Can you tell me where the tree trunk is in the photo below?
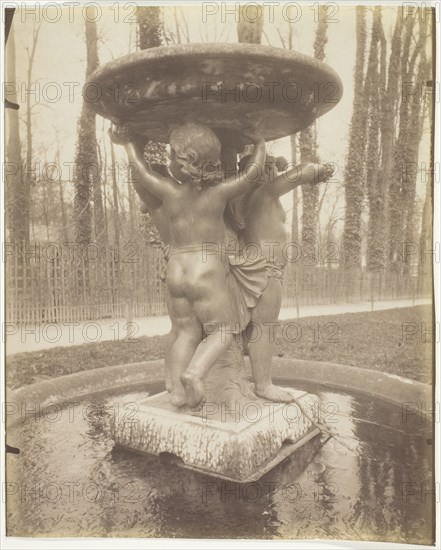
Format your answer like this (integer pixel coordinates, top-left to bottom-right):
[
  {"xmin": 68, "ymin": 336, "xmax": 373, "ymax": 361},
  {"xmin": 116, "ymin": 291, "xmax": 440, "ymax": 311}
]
[
  {"xmin": 5, "ymin": 25, "xmax": 26, "ymax": 244},
  {"xmin": 24, "ymin": 25, "xmax": 42, "ymax": 246},
  {"xmin": 341, "ymin": 6, "xmax": 368, "ymax": 270},
  {"xmin": 365, "ymin": 7, "xmax": 384, "ymax": 271},
  {"xmin": 403, "ymin": 18, "xmax": 429, "ymax": 274},
  {"xmin": 99, "ymin": 135, "xmax": 109, "ymax": 243},
  {"xmin": 237, "ymin": 5, "xmax": 263, "ymax": 43},
  {"xmin": 367, "ymin": 10, "xmax": 403, "ymax": 271},
  {"xmin": 137, "ymin": 6, "xmax": 163, "ymax": 49},
  {"xmin": 287, "ymin": 13, "xmax": 298, "ymax": 246},
  {"xmin": 74, "ymin": 6, "xmax": 101, "ymax": 246},
  {"xmin": 88, "ymin": 13, "xmax": 105, "ymax": 245},
  {"xmin": 300, "ymin": 6, "xmax": 328, "ymax": 264},
  {"xmin": 54, "ymin": 146, "xmax": 69, "ymax": 242},
  {"xmin": 419, "ymin": 153, "xmax": 432, "ymax": 289},
  {"xmin": 418, "ymin": 40, "xmax": 434, "ymax": 289},
  {"xmin": 387, "ymin": 14, "xmax": 415, "ymax": 271},
  {"xmin": 290, "ymin": 135, "xmax": 299, "ymax": 243},
  {"xmin": 109, "ymin": 141, "xmax": 121, "ymax": 246},
  {"xmin": 136, "ymin": 6, "xmax": 167, "ymax": 248},
  {"xmin": 300, "ymin": 127, "xmax": 319, "ymax": 263}
]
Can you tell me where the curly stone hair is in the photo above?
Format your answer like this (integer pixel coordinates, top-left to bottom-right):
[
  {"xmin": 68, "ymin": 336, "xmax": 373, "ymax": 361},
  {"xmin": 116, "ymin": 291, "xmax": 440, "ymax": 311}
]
[{"xmin": 169, "ymin": 123, "xmax": 223, "ymax": 191}]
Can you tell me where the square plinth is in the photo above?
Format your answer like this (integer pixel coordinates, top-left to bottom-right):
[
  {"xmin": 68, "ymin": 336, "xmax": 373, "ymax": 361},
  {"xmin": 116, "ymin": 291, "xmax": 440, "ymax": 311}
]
[{"xmin": 112, "ymin": 389, "xmax": 321, "ymax": 482}]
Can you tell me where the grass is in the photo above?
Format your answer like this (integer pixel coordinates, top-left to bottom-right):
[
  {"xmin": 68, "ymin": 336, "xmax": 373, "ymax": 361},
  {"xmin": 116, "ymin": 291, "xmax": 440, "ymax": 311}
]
[
  {"xmin": 274, "ymin": 305, "xmax": 433, "ymax": 384},
  {"xmin": 6, "ymin": 305, "xmax": 433, "ymax": 390}
]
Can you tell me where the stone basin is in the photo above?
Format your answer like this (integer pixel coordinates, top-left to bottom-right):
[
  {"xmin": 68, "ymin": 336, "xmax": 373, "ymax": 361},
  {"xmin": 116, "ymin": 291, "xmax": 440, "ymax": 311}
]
[
  {"xmin": 6, "ymin": 367, "xmax": 434, "ymax": 542},
  {"xmin": 84, "ymin": 43, "xmax": 343, "ymax": 145}
]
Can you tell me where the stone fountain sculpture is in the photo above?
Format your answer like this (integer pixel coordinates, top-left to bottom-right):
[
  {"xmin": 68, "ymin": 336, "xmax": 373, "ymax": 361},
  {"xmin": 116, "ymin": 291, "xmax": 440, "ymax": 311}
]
[{"xmin": 85, "ymin": 43, "xmax": 342, "ymax": 482}]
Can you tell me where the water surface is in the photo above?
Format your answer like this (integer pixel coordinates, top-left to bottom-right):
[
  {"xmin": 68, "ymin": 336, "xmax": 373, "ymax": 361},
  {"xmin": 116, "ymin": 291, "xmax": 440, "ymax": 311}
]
[{"xmin": 7, "ymin": 380, "xmax": 434, "ymax": 543}]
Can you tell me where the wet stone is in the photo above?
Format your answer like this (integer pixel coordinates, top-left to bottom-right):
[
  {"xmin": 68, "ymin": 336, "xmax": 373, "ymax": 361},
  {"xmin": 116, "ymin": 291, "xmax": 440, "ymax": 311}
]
[{"xmin": 112, "ymin": 389, "xmax": 321, "ymax": 483}]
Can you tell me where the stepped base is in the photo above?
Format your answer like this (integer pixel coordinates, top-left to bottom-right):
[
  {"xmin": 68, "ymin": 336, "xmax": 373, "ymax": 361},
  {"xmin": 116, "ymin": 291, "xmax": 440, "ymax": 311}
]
[{"xmin": 112, "ymin": 388, "xmax": 321, "ymax": 482}]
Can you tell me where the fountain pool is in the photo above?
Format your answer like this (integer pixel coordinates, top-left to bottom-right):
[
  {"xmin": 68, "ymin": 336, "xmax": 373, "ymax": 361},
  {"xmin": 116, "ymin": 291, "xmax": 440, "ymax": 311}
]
[{"xmin": 6, "ymin": 378, "xmax": 434, "ymax": 544}]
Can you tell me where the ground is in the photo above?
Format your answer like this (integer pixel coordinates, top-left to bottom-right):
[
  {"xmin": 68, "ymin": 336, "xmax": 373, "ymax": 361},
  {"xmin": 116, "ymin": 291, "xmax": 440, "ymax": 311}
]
[{"xmin": 6, "ymin": 305, "xmax": 433, "ymax": 390}]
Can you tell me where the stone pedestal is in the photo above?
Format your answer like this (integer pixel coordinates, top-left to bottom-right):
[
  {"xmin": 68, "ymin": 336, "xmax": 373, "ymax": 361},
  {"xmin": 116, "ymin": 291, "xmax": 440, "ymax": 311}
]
[{"xmin": 112, "ymin": 387, "xmax": 321, "ymax": 482}]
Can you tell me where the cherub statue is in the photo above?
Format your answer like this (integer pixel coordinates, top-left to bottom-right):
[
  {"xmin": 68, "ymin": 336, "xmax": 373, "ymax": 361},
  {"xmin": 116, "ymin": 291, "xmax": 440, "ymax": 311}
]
[
  {"xmin": 110, "ymin": 122, "xmax": 266, "ymax": 409},
  {"xmin": 124, "ymin": 141, "xmax": 176, "ymax": 394},
  {"xmin": 235, "ymin": 155, "xmax": 334, "ymax": 402}
]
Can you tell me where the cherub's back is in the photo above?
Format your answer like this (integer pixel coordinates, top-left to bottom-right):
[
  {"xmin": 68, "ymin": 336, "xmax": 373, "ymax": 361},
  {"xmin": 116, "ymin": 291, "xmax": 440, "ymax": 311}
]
[{"xmin": 164, "ymin": 184, "xmax": 228, "ymax": 248}]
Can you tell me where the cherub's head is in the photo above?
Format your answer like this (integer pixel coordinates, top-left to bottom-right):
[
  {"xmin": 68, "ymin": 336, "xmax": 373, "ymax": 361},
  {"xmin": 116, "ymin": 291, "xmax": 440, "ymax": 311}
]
[
  {"xmin": 169, "ymin": 123, "xmax": 223, "ymax": 190},
  {"xmin": 238, "ymin": 154, "xmax": 287, "ymax": 185}
]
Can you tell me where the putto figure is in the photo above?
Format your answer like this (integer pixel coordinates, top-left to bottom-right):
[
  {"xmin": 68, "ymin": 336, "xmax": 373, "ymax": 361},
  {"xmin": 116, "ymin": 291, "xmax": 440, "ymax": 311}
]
[
  {"xmin": 235, "ymin": 155, "xmax": 334, "ymax": 402},
  {"xmin": 110, "ymin": 122, "xmax": 266, "ymax": 408}
]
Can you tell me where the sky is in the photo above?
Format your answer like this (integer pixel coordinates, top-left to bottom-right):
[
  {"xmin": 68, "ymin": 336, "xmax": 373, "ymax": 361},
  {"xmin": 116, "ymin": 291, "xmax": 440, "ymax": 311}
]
[{"xmin": 5, "ymin": 3, "xmax": 433, "ymax": 241}]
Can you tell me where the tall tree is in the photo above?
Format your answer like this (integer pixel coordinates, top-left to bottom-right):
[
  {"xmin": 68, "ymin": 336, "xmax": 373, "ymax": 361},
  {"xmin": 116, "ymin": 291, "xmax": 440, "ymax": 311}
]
[
  {"xmin": 136, "ymin": 6, "xmax": 167, "ymax": 248},
  {"xmin": 237, "ymin": 4, "xmax": 263, "ymax": 43},
  {"xmin": 287, "ymin": 16, "xmax": 298, "ymax": 244},
  {"xmin": 109, "ymin": 140, "xmax": 121, "ymax": 245},
  {"xmin": 402, "ymin": 18, "xmax": 429, "ymax": 273},
  {"xmin": 366, "ymin": 9, "xmax": 403, "ymax": 271},
  {"xmin": 74, "ymin": 6, "xmax": 101, "ymax": 245},
  {"xmin": 137, "ymin": 6, "xmax": 163, "ymax": 48},
  {"xmin": 300, "ymin": 6, "xmax": 328, "ymax": 264},
  {"xmin": 290, "ymin": 135, "xmax": 299, "ymax": 243},
  {"xmin": 419, "ymin": 153, "xmax": 432, "ymax": 282},
  {"xmin": 56, "ymin": 158, "xmax": 69, "ymax": 242},
  {"xmin": 365, "ymin": 7, "xmax": 385, "ymax": 271},
  {"xmin": 341, "ymin": 6, "xmax": 368, "ymax": 269},
  {"xmin": 387, "ymin": 14, "xmax": 416, "ymax": 270},
  {"xmin": 5, "ymin": 24, "xmax": 26, "ymax": 243},
  {"xmin": 418, "ymin": 33, "xmax": 434, "ymax": 285},
  {"xmin": 22, "ymin": 22, "xmax": 43, "ymax": 245}
]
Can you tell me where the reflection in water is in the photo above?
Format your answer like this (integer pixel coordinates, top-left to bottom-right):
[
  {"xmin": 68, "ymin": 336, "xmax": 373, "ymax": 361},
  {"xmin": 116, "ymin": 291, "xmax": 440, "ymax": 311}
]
[{"xmin": 7, "ymin": 383, "xmax": 433, "ymax": 543}]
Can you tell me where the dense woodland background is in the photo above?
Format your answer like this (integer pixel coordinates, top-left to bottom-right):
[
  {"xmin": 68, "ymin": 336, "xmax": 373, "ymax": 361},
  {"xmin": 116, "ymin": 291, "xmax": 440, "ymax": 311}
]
[{"xmin": 4, "ymin": 5, "xmax": 434, "ymax": 323}]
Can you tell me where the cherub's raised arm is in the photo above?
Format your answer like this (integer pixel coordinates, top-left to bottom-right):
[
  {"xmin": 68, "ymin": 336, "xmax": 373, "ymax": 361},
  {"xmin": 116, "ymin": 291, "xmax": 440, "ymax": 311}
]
[
  {"xmin": 109, "ymin": 124, "xmax": 175, "ymax": 200},
  {"xmin": 125, "ymin": 142, "xmax": 175, "ymax": 199},
  {"xmin": 269, "ymin": 162, "xmax": 335, "ymax": 197},
  {"xmin": 220, "ymin": 131, "xmax": 266, "ymax": 200},
  {"xmin": 123, "ymin": 138, "xmax": 162, "ymax": 210}
]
